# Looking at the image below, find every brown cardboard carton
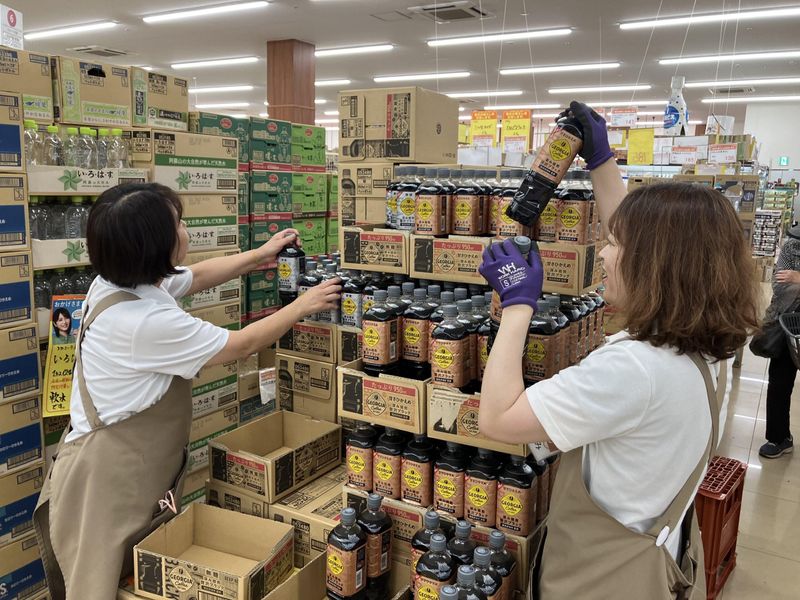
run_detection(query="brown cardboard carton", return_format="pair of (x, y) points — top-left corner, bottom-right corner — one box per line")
(180, 195), (239, 252)
(192, 359), (238, 418)
(340, 224), (409, 275)
(336, 325), (363, 366)
(539, 242), (598, 295)
(206, 478), (270, 519)
(715, 174), (759, 216)
(0, 461), (44, 547)
(181, 468), (208, 507)
(131, 67), (189, 131)
(337, 361), (427, 434)
(0, 534), (47, 599)
(239, 368), (260, 404)
(123, 127), (155, 163)
(410, 235), (490, 284)
(339, 87), (458, 164)
(133, 503), (294, 600)
(626, 176), (657, 193)
(0, 323), (40, 404)
(0, 92), (23, 172)
(0, 250), (32, 329)
(339, 162), (394, 197)
(276, 353), (337, 423)
(151, 131), (238, 193)
(0, 174), (27, 251)
(341, 197), (386, 226)
(189, 405), (239, 474)
(187, 301), (241, 331)
(51, 56), (132, 127)
(278, 321), (337, 363)
(209, 410), (341, 503)
(672, 174), (715, 187)
(0, 47), (53, 122)
(180, 249), (240, 309)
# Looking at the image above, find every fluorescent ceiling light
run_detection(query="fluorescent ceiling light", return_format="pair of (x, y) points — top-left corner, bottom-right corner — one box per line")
(315, 79), (351, 87)
(659, 50), (800, 66)
(172, 56), (259, 70)
(259, 112), (269, 117)
(195, 101), (250, 109)
(458, 115), (472, 121)
(143, 1), (268, 24)
(446, 90), (523, 98)
(686, 76), (800, 88)
(585, 99), (666, 107)
(429, 28), (571, 47)
(264, 101), (269, 106)
(315, 118), (339, 124)
(323, 110), (339, 115)
(315, 99), (327, 105)
(25, 21), (117, 40)
(549, 84), (651, 94)
(137, 65), (155, 71)
(484, 103), (561, 110)
(620, 6), (800, 30)
(225, 113), (249, 118)
(189, 85), (255, 94)
(688, 121), (704, 125)
(701, 95), (800, 103)
(501, 62), (620, 76)
(316, 44), (393, 57)
(458, 106), (465, 112)
(374, 71), (469, 83)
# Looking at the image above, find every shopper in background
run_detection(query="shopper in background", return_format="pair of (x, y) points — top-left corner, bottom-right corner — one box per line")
(758, 225), (800, 458)
(33, 183), (341, 600)
(479, 101), (760, 598)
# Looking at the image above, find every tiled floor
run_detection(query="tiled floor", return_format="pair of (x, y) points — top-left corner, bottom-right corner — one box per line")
(716, 348), (800, 599)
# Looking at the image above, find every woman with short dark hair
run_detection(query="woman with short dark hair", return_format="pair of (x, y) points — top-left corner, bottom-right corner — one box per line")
(34, 183), (341, 599)
(51, 307), (73, 344)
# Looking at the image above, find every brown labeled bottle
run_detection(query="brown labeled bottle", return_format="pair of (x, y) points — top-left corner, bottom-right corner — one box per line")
(431, 304), (470, 389)
(372, 427), (405, 499)
(401, 434), (436, 506)
(410, 510), (445, 588)
(475, 170), (495, 236)
(497, 169), (533, 238)
(326, 507), (367, 600)
(464, 448), (501, 527)
(489, 236), (532, 324)
(346, 423), (377, 491)
(434, 442), (468, 518)
(523, 300), (561, 384)
(496, 455), (537, 537)
(362, 290), (400, 376)
(490, 170), (511, 237)
(357, 493), (393, 600)
(530, 458), (550, 524)
(402, 288), (434, 380)
(588, 292), (606, 349)
(453, 170), (485, 235)
(454, 565), (488, 600)
(447, 520), (477, 567)
(488, 531), (517, 600)
(456, 299), (481, 389)
(415, 533), (456, 600)
(416, 168), (452, 236)
(557, 295), (582, 367)
(428, 290), (454, 362)
(571, 295), (593, 360)
(473, 547), (504, 600)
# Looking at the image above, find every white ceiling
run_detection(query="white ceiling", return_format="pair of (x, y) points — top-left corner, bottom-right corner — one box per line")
(20, 0), (800, 126)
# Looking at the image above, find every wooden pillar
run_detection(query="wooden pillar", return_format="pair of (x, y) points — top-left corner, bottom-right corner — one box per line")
(267, 39), (315, 124)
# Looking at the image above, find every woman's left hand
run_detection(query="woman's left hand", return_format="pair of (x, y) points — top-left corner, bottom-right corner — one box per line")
(776, 270), (800, 284)
(253, 229), (302, 264)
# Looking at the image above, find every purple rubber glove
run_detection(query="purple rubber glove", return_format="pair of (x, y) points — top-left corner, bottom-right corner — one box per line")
(478, 239), (543, 310)
(561, 100), (614, 170)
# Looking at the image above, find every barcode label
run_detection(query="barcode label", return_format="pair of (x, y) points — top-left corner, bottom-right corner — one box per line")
(0, 232), (23, 245)
(11, 521), (33, 537)
(16, 466), (42, 483)
(0, 176), (22, 186)
(0, 308), (29, 323)
(3, 378), (37, 397)
(119, 176), (147, 185)
(218, 179), (237, 190)
(0, 95), (17, 106)
(16, 579), (46, 600)
(218, 235), (237, 245)
(0, 254), (27, 266)
(219, 391), (236, 406)
(7, 448), (40, 468)
(355, 567), (363, 589)
(198, 593), (225, 600)
(0, 152), (19, 164)
(12, 398), (37, 414)
(9, 327), (34, 340)
(220, 289), (238, 301)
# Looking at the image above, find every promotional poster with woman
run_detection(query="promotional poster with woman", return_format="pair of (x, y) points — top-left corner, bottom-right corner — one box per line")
(43, 295), (85, 417)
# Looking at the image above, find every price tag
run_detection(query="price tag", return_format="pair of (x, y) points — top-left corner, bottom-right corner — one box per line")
(670, 146), (698, 165)
(610, 107), (638, 127)
(708, 143), (738, 163)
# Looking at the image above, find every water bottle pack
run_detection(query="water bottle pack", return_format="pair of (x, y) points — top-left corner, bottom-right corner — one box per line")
(26, 122), (132, 169)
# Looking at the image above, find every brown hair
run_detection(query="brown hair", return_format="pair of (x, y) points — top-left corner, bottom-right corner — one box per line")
(608, 182), (760, 360)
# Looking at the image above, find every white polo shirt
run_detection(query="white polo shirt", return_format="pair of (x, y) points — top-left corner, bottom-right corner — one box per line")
(65, 268), (229, 442)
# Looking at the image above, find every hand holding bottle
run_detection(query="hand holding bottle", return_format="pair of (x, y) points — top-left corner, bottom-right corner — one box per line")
(478, 238), (543, 310)
(293, 277), (341, 317)
(254, 228), (302, 265)
(562, 101), (615, 170)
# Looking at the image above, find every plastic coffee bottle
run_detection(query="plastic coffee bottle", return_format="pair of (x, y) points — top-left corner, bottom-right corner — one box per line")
(530, 458), (550, 524)
(431, 305), (470, 390)
(498, 170), (532, 239)
(488, 531), (517, 600)
(506, 113), (584, 226)
(475, 170), (494, 236)
(544, 296), (569, 375)
(357, 494), (393, 600)
(386, 285), (405, 318)
(496, 455), (537, 537)
(297, 261), (322, 320)
(341, 270), (366, 327)
(447, 520), (477, 567)
(415, 533), (456, 600)
(372, 427), (406, 499)
(410, 510), (445, 588)
(326, 507), (367, 600)
(489, 236), (533, 324)
(426, 284), (443, 311)
(581, 293), (600, 352)
(278, 241), (306, 305)
(471, 295), (490, 323)
(454, 565), (488, 600)
(396, 166), (419, 231)
(558, 295), (582, 367)
(434, 442), (468, 518)
(361, 290), (400, 376)
(588, 292), (606, 349)
(400, 281), (416, 311)
(456, 299), (481, 388)
(428, 290), (454, 362)
(490, 170), (511, 237)
(362, 274), (380, 315)
(453, 170), (484, 236)
(401, 434), (436, 506)
(385, 167), (401, 229)
(464, 448), (501, 528)
(473, 547), (504, 600)
(523, 300), (561, 384)
(570, 296), (592, 360)
(402, 288), (434, 380)
(316, 264), (341, 323)
(416, 168), (450, 236)
(346, 423), (378, 491)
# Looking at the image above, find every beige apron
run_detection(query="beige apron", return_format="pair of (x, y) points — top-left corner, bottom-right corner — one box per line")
(535, 351), (725, 600)
(33, 291), (193, 600)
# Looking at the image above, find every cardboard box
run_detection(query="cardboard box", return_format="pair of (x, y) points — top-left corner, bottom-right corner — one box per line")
(276, 353), (337, 423)
(209, 410), (341, 503)
(292, 172), (327, 215)
(294, 216), (327, 256)
(132, 68), (189, 131)
(0, 251), (31, 329)
(180, 249), (241, 310)
(338, 361), (427, 434)
(249, 118), (292, 170)
(278, 321), (337, 363)
(181, 468), (207, 508)
(427, 384), (528, 456)
(247, 290), (281, 321)
(27, 166), (148, 196)
(290, 145), (326, 171)
(238, 172), (250, 215)
(123, 127), (155, 163)
(189, 405), (239, 474)
(0, 534), (46, 599)
(0, 461), (43, 547)
(410, 235), (489, 284)
(340, 224), (409, 274)
(192, 359), (239, 419)
(51, 57), (131, 127)
(151, 131), (238, 193)
(291, 124), (325, 149)
(206, 478), (270, 519)
(715, 174), (759, 215)
(238, 354), (260, 404)
(336, 325), (363, 366)
(539, 242), (598, 295)
(0, 91), (22, 171)
(251, 213), (293, 247)
(239, 393), (277, 424)
(187, 302), (241, 331)
(239, 221), (251, 253)
(672, 174), (715, 187)
(327, 217), (339, 253)
(251, 170), (292, 214)
(339, 87), (458, 164)
(0, 324), (39, 404)
(30, 238), (91, 270)
(133, 503), (294, 600)
(339, 162), (393, 198)
(327, 173), (339, 213)
(247, 269), (279, 296)
(189, 112), (251, 164)
(181, 194), (239, 252)
(0, 48), (53, 123)
(0, 173), (26, 251)
(251, 118), (292, 146)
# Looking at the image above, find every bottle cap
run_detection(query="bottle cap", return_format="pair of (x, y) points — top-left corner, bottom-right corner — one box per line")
(455, 520), (472, 539)
(462, 169), (475, 178)
(89, 129), (97, 137)
(484, 291), (493, 303)
(325, 263), (337, 274)
(437, 168), (450, 178)
(387, 285), (401, 298)
(457, 565), (476, 586)
(67, 127), (79, 135)
(46, 125), (59, 133)
(71, 196), (83, 204)
(454, 288), (468, 301)
(413, 288), (427, 300)
(413, 433), (427, 443)
(489, 530), (506, 550)
(428, 284), (441, 297)
(402, 282), (415, 295)
(367, 493), (383, 511)
(474, 546), (492, 567)
(450, 169), (462, 179)
(424, 509), (440, 530)
(24, 119), (37, 128)
(446, 441), (461, 452)
(477, 448), (493, 459)
(443, 305), (459, 318)
(98, 129), (110, 136)
(79, 127), (93, 135)
(510, 454), (527, 465)
(512, 236), (532, 255)
(111, 128), (123, 136)
(340, 507), (357, 526)
(440, 585), (459, 600)
(430, 533), (447, 552)
(456, 299), (472, 313)
(441, 291), (455, 304)
(374, 290), (388, 302)
(471, 295), (485, 307)
(424, 167), (437, 177)
(536, 299), (550, 313)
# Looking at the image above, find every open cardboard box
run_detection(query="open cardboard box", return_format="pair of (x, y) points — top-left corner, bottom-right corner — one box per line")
(134, 503), (294, 600)
(278, 321), (337, 363)
(336, 325), (363, 366)
(209, 410), (341, 503)
(340, 224), (410, 274)
(276, 353), (337, 423)
(410, 234), (490, 284)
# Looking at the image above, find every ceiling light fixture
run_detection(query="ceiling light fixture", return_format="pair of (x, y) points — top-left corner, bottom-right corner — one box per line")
(137, 65), (155, 71)
(25, 21), (118, 40)
(189, 85), (255, 94)
(458, 115), (472, 121)
(701, 95), (800, 103)
(620, 6), (800, 30)
(685, 76), (800, 88)
(483, 103), (561, 110)
(374, 71), (470, 83)
(500, 62), (620, 76)
(315, 79), (352, 87)
(428, 28), (571, 48)
(549, 84), (651, 94)
(224, 113), (249, 118)
(171, 56), (259, 70)
(194, 101), (250, 109)
(315, 99), (328, 105)
(446, 90), (523, 98)
(315, 118), (339, 124)
(323, 110), (339, 115)
(659, 50), (800, 65)
(687, 121), (704, 125)
(316, 44), (393, 57)
(584, 99), (666, 107)
(143, 1), (269, 24)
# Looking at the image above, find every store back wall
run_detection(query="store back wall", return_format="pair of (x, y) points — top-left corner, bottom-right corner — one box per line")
(745, 103), (800, 172)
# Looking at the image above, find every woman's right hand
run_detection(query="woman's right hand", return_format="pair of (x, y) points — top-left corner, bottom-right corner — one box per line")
(776, 270), (800, 284)
(294, 278), (342, 317)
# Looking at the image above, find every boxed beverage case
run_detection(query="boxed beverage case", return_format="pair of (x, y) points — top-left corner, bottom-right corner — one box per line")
(180, 249), (241, 310)
(27, 165), (148, 196)
(0, 91), (22, 171)
(339, 162), (394, 198)
(278, 321), (337, 363)
(192, 359), (239, 419)
(238, 172), (250, 215)
(151, 131), (238, 193)
(340, 224), (410, 274)
(0, 461), (43, 547)
(181, 468), (208, 508)
(51, 57), (131, 127)
(187, 302), (241, 331)
(250, 117), (292, 170)
(206, 478), (270, 519)
(0, 534), (46, 599)
(410, 235), (490, 285)
(0, 47), (53, 122)
(327, 173), (339, 213)
(715, 174), (759, 216)
(539, 242), (599, 295)
(250, 212), (293, 247)
(326, 217), (338, 253)
(188, 405), (239, 474)
(239, 393), (277, 425)
(0, 324), (39, 404)
(189, 112), (250, 164)
(180, 195), (239, 252)
(209, 410), (341, 503)
(132, 68), (189, 131)
(336, 325), (363, 366)
(42, 414), (69, 466)
(339, 87), (458, 164)
(0, 251), (31, 329)
(291, 123), (325, 149)
(276, 353), (337, 423)
(122, 127), (155, 163)
(133, 503), (294, 600)
(251, 170), (292, 214)
(294, 216), (327, 256)
(0, 173), (26, 251)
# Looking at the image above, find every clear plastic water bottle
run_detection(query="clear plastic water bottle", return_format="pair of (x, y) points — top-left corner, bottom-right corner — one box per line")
(34, 271), (52, 309)
(50, 268), (74, 296)
(77, 127), (98, 169)
(63, 127), (80, 167)
(47, 197), (68, 239)
(41, 125), (64, 166)
(108, 128), (130, 168)
(24, 120), (41, 167)
(65, 196), (89, 238)
(69, 266), (93, 294)
(28, 196), (48, 240)
(96, 129), (110, 169)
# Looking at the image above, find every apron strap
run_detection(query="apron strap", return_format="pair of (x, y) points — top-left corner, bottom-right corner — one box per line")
(75, 290), (140, 430)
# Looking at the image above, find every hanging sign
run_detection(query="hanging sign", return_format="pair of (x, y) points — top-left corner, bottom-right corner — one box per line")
(708, 143), (738, 164)
(610, 108), (638, 128)
(469, 111), (498, 147)
(501, 110), (532, 153)
(43, 295), (85, 417)
(670, 146), (699, 165)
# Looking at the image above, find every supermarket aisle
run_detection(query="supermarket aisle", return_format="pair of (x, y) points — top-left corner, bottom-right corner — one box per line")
(717, 348), (800, 599)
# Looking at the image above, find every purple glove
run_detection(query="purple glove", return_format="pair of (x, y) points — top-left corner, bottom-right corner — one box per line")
(562, 100), (614, 170)
(478, 239), (543, 310)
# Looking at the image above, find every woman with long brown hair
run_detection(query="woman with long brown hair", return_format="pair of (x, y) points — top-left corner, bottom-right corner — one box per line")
(478, 101), (760, 598)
